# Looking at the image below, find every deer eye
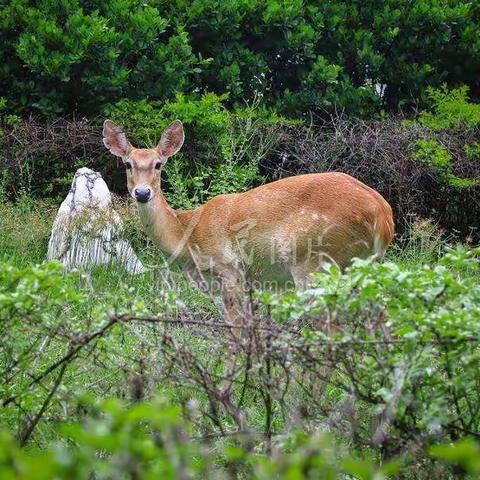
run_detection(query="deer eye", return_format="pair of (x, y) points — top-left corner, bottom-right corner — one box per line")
(154, 161), (162, 170)
(125, 161), (132, 170)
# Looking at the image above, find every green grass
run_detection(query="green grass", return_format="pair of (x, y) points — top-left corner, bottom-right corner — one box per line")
(0, 198), (226, 439)
(1, 196), (477, 477)
(0, 196), (462, 285)
(0, 198), (310, 447)
(0, 197), (218, 312)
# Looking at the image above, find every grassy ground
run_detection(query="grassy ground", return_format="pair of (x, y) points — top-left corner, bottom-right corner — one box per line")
(0, 197), (217, 309)
(1, 197), (477, 478)
(1, 198), (258, 447)
(0, 196), (462, 343)
(0, 196), (459, 276)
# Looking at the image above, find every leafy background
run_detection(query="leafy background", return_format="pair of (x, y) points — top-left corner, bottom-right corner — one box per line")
(1, 0), (479, 118)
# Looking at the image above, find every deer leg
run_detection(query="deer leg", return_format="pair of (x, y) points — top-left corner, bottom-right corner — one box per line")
(218, 269), (252, 397)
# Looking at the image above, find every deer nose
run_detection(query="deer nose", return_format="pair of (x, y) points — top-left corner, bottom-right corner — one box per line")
(134, 186), (152, 203)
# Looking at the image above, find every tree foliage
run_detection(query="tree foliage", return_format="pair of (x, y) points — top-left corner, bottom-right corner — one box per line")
(1, 0), (479, 118)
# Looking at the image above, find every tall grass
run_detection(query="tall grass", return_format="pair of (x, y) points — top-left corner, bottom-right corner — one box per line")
(1, 197), (478, 478)
(386, 216), (451, 266)
(0, 198), (56, 265)
(1, 196), (467, 271)
(0, 197), (218, 317)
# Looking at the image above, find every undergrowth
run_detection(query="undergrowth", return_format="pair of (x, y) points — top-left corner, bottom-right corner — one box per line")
(0, 198), (479, 479)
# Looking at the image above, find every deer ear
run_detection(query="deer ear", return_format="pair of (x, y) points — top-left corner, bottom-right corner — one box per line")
(103, 120), (132, 158)
(157, 120), (184, 158)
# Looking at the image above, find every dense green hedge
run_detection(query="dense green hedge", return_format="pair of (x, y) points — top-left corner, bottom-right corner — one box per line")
(1, 0), (479, 118)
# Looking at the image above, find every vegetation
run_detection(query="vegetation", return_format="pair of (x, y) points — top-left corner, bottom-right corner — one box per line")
(2, 86), (479, 238)
(0, 1), (479, 477)
(1, 0), (479, 118)
(0, 198), (479, 478)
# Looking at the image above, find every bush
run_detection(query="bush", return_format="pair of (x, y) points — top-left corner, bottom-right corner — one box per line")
(1, 399), (479, 478)
(419, 86), (480, 131)
(1, 248), (480, 477)
(257, 247), (480, 460)
(270, 112), (480, 240)
(1, 398), (479, 478)
(0, 95), (291, 207)
(0, 399), (402, 479)
(0, 257), (183, 444)
(0, 117), (110, 199)
(106, 93), (293, 208)
(0, 0), (205, 117)
(412, 138), (479, 189)
(411, 86), (480, 189)
(1, 88), (479, 238)
(103, 93), (231, 148)
(1, 0), (479, 118)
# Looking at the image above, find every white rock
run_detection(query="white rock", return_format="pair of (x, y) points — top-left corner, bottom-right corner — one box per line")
(47, 168), (146, 274)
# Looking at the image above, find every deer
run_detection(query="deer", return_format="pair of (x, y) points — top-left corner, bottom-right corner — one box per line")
(102, 119), (394, 329)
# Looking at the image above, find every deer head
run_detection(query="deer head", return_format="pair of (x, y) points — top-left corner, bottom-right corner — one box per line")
(102, 120), (184, 203)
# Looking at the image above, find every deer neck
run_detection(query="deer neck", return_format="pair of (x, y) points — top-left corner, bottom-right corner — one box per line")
(137, 192), (190, 259)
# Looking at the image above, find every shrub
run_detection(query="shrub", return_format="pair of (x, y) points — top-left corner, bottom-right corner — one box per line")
(0, 96), (289, 204)
(270, 113), (480, 240)
(412, 87), (480, 189)
(257, 247), (480, 459)
(0, 117), (109, 199)
(104, 94), (291, 209)
(1, 236), (480, 477)
(1, 0), (479, 118)
(0, 397), (479, 478)
(0, 258), (178, 444)
(419, 86), (480, 131)
(412, 138), (479, 188)
(0, 0), (205, 117)
(0, 398), (404, 479)
(1, 100), (479, 239)
(103, 93), (231, 148)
